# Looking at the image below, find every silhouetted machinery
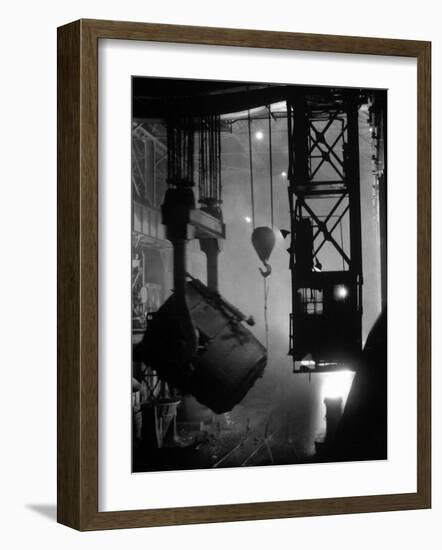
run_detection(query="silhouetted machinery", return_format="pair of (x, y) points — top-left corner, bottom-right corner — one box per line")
(135, 112), (267, 414)
(136, 275), (266, 413)
(285, 89), (364, 371)
(134, 84), (376, 408)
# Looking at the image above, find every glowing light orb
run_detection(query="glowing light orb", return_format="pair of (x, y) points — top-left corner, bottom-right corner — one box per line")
(244, 216), (252, 223)
(335, 285), (349, 300)
(281, 171), (287, 177)
(255, 130), (264, 140)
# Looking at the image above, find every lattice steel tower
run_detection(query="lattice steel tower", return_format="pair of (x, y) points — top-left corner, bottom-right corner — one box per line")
(286, 88), (363, 372)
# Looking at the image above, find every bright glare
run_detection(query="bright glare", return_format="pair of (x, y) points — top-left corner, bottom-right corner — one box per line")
(335, 285), (348, 299)
(255, 130), (264, 140)
(244, 216), (252, 223)
(281, 171), (287, 177)
(321, 370), (355, 404)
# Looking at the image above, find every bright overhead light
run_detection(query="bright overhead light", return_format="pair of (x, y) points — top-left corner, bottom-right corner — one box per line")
(255, 130), (264, 140)
(244, 216), (252, 223)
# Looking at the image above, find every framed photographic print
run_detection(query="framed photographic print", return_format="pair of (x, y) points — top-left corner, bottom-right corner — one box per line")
(57, 19), (431, 530)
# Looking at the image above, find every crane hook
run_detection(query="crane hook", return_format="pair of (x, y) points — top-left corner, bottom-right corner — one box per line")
(258, 261), (272, 278)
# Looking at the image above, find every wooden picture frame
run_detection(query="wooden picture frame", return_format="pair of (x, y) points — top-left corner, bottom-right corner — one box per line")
(57, 18), (431, 531)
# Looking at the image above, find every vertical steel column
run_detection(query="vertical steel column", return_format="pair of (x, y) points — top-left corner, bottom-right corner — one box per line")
(172, 238), (187, 304)
(345, 94), (363, 279)
(287, 92), (310, 357)
(290, 92), (310, 187)
(377, 93), (388, 310)
(206, 246), (219, 291)
(345, 93), (363, 347)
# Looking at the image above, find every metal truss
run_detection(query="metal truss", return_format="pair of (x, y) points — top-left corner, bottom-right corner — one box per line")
(286, 89), (364, 367)
(131, 122), (167, 207)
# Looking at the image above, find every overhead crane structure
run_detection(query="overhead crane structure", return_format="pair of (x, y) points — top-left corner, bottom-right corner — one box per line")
(132, 79), (386, 378)
(287, 88), (365, 372)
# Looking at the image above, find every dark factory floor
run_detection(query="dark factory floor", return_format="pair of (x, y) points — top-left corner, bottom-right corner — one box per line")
(133, 310), (388, 472)
(133, 397), (308, 472)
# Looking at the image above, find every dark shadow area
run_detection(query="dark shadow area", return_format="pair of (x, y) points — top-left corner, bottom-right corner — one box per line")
(321, 308), (388, 462)
(25, 503), (57, 521)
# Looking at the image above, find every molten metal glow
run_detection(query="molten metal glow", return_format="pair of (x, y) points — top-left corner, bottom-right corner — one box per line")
(321, 370), (355, 404)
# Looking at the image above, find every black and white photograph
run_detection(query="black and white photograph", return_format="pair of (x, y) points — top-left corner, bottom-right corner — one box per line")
(131, 77), (387, 472)
(1, 0), (435, 543)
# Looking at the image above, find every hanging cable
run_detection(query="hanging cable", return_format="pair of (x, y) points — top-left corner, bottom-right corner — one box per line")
(247, 110), (256, 229)
(198, 115), (222, 205)
(268, 105), (274, 230)
(263, 277), (270, 352)
(264, 106), (275, 352)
